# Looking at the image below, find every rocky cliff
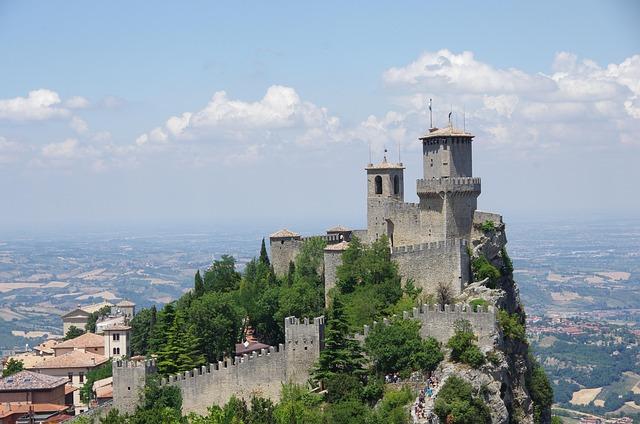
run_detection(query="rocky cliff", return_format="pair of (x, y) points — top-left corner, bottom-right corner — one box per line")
(433, 221), (551, 424)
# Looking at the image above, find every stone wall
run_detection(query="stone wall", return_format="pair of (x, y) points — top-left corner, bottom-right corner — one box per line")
(392, 239), (470, 296)
(112, 317), (325, 416)
(355, 303), (497, 349)
(323, 249), (343, 304)
(270, 238), (303, 277)
(112, 359), (157, 414)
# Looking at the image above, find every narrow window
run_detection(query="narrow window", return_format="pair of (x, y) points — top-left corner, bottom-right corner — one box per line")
(393, 175), (400, 195)
(374, 175), (382, 194)
(113, 347), (117, 355)
(79, 372), (84, 383)
(68, 372), (73, 381)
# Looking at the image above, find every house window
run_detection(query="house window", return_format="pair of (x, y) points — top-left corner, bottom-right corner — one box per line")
(113, 347), (118, 355)
(116, 347), (121, 355)
(79, 372), (84, 383)
(68, 372), (73, 382)
(393, 175), (400, 195)
(374, 176), (382, 194)
(113, 333), (120, 341)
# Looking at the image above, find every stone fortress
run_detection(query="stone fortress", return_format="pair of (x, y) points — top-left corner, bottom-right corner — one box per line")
(113, 122), (504, 415)
(271, 122), (501, 300)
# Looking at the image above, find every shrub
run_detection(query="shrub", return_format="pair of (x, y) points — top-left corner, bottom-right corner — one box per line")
(447, 320), (485, 369)
(434, 376), (491, 424)
(471, 255), (501, 289)
(364, 319), (443, 375)
(324, 373), (363, 404)
(485, 350), (501, 366)
(480, 220), (495, 232)
(526, 357), (553, 424)
(500, 247), (514, 274)
(498, 310), (527, 342)
(460, 344), (485, 368)
(469, 298), (490, 312)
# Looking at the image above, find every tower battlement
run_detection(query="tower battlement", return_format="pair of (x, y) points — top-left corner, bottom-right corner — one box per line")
(416, 177), (481, 195)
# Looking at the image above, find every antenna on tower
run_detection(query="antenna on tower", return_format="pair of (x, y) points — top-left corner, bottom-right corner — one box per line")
(368, 140), (372, 165)
(428, 98), (433, 129)
(463, 104), (466, 133)
(448, 105), (453, 128)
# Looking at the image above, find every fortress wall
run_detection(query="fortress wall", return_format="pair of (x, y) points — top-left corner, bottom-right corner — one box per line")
(355, 303), (497, 349)
(473, 210), (503, 225)
(270, 238), (303, 276)
(284, 316), (325, 385)
(170, 347), (287, 416)
(367, 198), (422, 246)
(392, 239), (469, 296)
(351, 229), (368, 241)
(143, 317), (325, 416)
(112, 359), (157, 414)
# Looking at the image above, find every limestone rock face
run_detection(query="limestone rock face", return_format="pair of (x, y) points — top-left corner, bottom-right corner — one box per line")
(432, 223), (549, 424)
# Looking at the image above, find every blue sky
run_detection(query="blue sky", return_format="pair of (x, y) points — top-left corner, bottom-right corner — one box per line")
(1, 1), (639, 233)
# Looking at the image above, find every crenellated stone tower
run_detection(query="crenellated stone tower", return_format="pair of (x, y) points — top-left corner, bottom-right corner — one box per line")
(417, 126), (481, 241)
(271, 122), (489, 297)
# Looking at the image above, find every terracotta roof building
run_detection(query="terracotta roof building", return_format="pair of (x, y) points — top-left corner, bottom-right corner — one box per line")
(52, 332), (104, 357)
(0, 402), (70, 424)
(0, 371), (68, 405)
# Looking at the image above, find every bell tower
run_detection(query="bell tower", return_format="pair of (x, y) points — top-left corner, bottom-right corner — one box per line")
(365, 153), (405, 245)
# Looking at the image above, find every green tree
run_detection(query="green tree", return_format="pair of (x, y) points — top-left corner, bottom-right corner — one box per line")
(86, 305), (113, 333)
(194, 270), (205, 298)
(64, 325), (85, 340)
(189, 291), (244, 363)
(312, 296), (365, 385)
(238, 259), (281, 345)
(527, 357), (553, 424)
(434, 376), (491, 424)
(259, 238), (270, 267)
(274, 384), (323, 424)
(131, 307), (155, 356)
(294, 237), (326, 278)
(335, 235), (403, 328)
(157, 309), (205, 375)
(80, 360), (112, 404)
(2, 358), (24, 377)
(471, 255), (501, 289)
(498, 310), (526, 342)
(364, 319), (443, 375)
(446, 320), (485, 368)
(148, 303), (175, 353)
(204, 255), (241, 293)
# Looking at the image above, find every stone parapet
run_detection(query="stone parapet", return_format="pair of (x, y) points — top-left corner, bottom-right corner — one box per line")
(416, 177), (481, 195)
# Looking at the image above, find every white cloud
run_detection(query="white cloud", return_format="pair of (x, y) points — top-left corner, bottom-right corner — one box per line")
(0, 89), (70, 121)
(137, 85), (343, 149)
(65, 96), (90, 109)
(69, 116), (89, 134)
(373, 50), (640, 152)
(383, 49), (555, 94)
(41, 138), (81, 159)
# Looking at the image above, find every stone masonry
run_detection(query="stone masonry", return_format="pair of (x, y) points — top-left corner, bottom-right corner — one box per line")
(270, 124), (490, 299)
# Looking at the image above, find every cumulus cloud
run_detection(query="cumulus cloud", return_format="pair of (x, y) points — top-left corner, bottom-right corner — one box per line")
(69, 116), (89, 134)
(372, 50), (640, 151)
(64, 96), (90, 109)
(136, 85), (343, 150)
(0, 89), (70, 121)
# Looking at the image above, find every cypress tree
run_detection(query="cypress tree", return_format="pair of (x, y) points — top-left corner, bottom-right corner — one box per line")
(194, 270), (204, 297)
(312, 296), (365, 385)
(259, 238), (270, 266)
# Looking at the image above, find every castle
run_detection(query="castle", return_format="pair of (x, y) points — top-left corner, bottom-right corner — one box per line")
(270, 124), (501, 301)
(113, 123), (505, 415)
